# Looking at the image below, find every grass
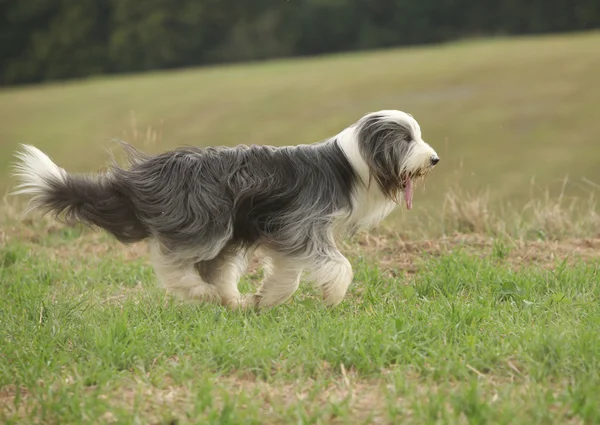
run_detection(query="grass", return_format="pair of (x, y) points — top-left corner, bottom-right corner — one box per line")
(2, 31), (600, 423)
(1, 221), (600, 424)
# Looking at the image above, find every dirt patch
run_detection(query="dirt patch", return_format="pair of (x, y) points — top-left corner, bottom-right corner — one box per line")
(345, 231), (600, 276)
(0, 372), (389, 424)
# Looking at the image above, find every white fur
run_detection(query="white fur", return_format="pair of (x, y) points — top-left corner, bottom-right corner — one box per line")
(12, 144), (67, 198)
(402, 140), (438, 175)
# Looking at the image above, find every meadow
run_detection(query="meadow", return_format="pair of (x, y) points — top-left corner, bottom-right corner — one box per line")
(1, 31), (600, 424)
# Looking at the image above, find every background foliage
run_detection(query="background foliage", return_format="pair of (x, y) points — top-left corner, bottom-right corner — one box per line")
(2, 0), (599, 86)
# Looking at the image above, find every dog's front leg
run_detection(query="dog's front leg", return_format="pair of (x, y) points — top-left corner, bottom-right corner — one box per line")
(308, 251), (354, 307)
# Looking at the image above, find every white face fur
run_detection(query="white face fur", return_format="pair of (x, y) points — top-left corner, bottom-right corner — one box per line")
(386, 110), (439, 176)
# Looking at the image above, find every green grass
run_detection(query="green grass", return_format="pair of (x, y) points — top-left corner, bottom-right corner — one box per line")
(2, 230), (600, 424)
(1, 31), (600, 211)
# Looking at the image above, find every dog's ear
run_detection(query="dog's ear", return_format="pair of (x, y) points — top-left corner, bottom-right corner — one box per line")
(357, 114), (413, 201)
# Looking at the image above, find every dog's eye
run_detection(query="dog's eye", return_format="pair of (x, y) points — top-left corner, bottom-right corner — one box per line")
(398, 129), (413, 143)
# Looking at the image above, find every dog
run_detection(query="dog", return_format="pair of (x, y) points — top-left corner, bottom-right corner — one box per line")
(12, 110), (439, 309)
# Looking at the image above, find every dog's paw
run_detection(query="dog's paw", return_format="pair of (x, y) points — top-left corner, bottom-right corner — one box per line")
(239, 294), (261, 310)
(221, 294), (247, 311)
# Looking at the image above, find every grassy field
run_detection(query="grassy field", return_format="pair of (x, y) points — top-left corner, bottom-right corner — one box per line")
(2, 31), (600, 424)
(1, 223), (600, 424)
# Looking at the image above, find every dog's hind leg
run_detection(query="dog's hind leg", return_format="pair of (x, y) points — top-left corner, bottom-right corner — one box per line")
(195, 248), (252, 308)
(150, 243), (221, 304)
(241, 253), (303, 310)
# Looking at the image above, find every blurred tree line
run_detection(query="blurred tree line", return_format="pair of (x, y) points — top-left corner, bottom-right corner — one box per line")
(1, 0), (599, 86)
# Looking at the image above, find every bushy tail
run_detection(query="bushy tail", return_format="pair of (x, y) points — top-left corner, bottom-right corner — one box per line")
(12, 144), (149, 243)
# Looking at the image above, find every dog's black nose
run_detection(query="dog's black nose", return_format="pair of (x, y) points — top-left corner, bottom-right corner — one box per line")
(431, 155), (440, 165)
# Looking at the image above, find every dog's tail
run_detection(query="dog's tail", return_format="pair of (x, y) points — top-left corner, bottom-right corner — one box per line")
(12, 144), (150, 243)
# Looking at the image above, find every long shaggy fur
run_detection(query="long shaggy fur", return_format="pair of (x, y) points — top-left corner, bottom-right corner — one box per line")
(12, 110), (439, 309)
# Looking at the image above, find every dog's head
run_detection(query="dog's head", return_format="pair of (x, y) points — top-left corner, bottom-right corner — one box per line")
(356, 110), (439, 209)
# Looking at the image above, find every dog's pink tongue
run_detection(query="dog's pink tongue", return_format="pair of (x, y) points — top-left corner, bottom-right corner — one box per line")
(404, 179), (413, 210)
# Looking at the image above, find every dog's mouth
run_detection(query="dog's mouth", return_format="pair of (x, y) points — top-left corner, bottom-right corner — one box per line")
(400, 169), (431, 210)
(402, 175), (413, 210)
